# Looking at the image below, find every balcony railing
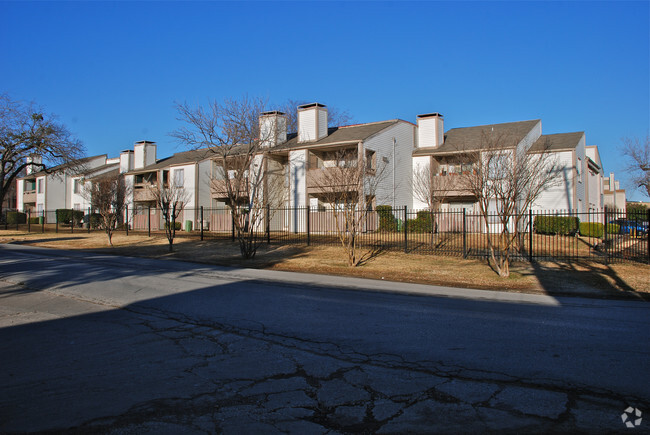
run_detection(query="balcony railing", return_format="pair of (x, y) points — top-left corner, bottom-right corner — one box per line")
(22, 190), (37, 204)
(306, 168), (360, 194)
(211, 179), (249, 198)
(133, 184), (157, 202)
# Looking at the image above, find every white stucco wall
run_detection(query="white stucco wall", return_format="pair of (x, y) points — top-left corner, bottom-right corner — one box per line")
(574, 135), (587, 213)
(532, 150), (574, 211)
(169, 163), (197, 228)
(411, 156), (430, 210)
(289, 149), (307, 231)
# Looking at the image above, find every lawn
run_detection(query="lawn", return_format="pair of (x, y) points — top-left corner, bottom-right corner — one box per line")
(0, 230), (648, 300)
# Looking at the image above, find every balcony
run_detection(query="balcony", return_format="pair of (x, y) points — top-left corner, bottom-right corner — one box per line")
(432, 173), (473, 198)
(133, 184), (157, 202)
(307, 168), (359, 194)
(23, 190), (36, 204)
(211, 178), (249, 199)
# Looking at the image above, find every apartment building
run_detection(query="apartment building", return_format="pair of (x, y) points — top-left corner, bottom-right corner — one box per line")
(14, 102), (624, 229)
(411, 114), (610, 214)
(16, 154), (114, 218)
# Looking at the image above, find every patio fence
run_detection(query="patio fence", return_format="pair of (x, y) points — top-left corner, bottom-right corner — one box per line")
(2, 206), (648, 264)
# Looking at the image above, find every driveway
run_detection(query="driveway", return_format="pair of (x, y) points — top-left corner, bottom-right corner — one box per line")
(0, 245), (648, 433)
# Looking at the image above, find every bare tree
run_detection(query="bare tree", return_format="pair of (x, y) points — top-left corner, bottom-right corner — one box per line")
(83, 172), (129, 246)
(460, 132), (560, 277)
(622, 135), (650, 198)
(311, 148), (386, 266)
(0, 93), (85, 217)
(172, 96), (284, 259)
(412, 160), (456, 208)
(412, 160), (455, 238)
(148, 181), (189, 252)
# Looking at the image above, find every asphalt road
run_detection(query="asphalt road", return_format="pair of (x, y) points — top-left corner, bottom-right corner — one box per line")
(0, 244), (648, 433)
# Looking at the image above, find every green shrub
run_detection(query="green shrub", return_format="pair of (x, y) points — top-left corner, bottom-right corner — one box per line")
(6, 211), (27, 225)
(164, 221), (182, 230)
(534, 216), (579, 236)
(56, 209), (84, 225)
(626, 203), (648, 221)
(377, 205), (397, 232)
(606, 223), (620, 235)
(580, 222), (603, 238)
(407, 210), (434, 233)
(28, 216), (42, 224)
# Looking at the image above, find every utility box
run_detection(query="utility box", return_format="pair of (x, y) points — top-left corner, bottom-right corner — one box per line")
(185, 220), (192, 232)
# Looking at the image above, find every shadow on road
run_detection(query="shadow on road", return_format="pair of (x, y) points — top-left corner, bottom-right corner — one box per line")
(1, 247), (650, 432)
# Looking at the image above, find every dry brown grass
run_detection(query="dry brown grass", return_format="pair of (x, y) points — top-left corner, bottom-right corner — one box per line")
(1, 230), (648, 300)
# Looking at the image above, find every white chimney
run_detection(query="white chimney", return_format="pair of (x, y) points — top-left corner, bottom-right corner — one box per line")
(417, 113), (444, 148)
(26, 155), (42, 175)
(297, 103), (328, 143)
(259, 111), (287, 148)
(133, 141), (157, 169)
(119, 150), (134, 173)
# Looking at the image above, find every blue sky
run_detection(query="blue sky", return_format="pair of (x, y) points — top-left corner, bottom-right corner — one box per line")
(2, 1), (648, 199)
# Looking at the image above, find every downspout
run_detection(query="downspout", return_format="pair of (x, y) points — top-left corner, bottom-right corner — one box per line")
(393, 137), (396, 210)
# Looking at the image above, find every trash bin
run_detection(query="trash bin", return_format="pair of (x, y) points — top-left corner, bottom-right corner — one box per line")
(185, 220), (192, 232)
(38, 216), (44, 225)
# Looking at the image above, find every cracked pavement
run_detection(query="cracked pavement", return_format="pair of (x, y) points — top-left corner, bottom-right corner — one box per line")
(0, 245), (648, 433)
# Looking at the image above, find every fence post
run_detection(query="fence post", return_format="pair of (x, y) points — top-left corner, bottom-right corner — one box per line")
(56, 210), (58, 233)
(27, 209), (31, 233)
(41, 209), (45, 233)
(529, 209), (533, 262)
(306, 206), (311, 246)
(647, 209), (650, 265)
(87, 207), (91, 234)
(71, 208), (74, 234)
(200, 206), (204, 241)
(266, 204), (270, 245)
(404, 205), (409, 254)
(603, 209), (609, 263)
(125, 205), (129, 236)
(462, 209), (467, 258)
(231, 209), (235, 241)
(148, 206), (151, 237)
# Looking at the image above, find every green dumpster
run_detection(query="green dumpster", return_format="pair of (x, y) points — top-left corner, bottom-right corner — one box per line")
(185, 220), (193, 232)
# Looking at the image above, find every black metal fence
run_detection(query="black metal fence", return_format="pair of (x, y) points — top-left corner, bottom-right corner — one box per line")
(2, 206), (649, 264)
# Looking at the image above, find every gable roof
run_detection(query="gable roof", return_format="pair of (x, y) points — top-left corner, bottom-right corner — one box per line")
(279, 120), (401, 150)
(19, 155), (107, 180)
(529, 132), (584, 153)
(413, 119), (540, 156)
(127, 148), (213, 174)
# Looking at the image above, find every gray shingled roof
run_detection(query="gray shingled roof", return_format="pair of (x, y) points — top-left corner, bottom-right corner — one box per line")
(127, 148), (213, 174)
(279, 120), (400, 150)
(413, 119), (540, 156)
(529, 132), (584, 153)
(20, 155), (107, 180)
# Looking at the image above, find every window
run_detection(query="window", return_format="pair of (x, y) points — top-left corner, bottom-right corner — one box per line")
(37, 203), (43, 213)
(365, 150), (376, 171)
(173, 169), (184, 187)
(74, 203), (81, 211)
(37, 179), (43, 194)
(73, 179), (80, 194)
